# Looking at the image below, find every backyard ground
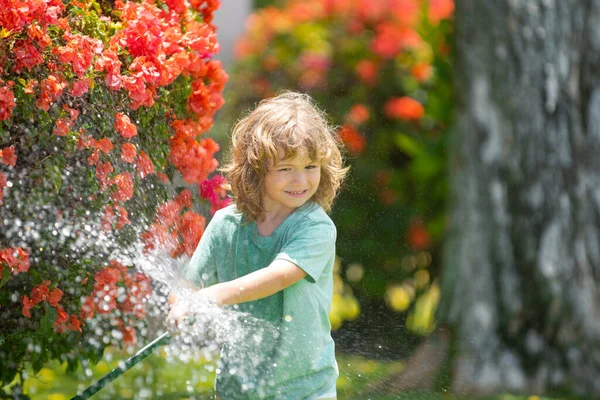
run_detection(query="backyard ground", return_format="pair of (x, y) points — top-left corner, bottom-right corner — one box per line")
(17, 349), (575, 400)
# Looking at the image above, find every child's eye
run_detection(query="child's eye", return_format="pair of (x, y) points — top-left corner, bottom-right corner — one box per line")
(306, 165), (318, 170)
(278, 167), (291, 172)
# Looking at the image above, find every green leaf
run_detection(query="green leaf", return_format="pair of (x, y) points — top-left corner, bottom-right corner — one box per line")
(411, 154), (443, 180)
(395, 133), (424, 158)
(44, 159), (63, 194)
(0, 265), (10, 289)
(40, 304), (57, 335)
(66, 358), (80, 374)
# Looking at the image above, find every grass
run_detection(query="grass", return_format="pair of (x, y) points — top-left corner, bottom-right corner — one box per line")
(16, 349), (576, 400)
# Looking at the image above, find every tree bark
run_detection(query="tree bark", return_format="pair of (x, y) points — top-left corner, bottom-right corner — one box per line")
(440, 0), (600, 395)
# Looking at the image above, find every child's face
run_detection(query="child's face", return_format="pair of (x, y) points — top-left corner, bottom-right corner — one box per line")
(263, 148), (321, 216)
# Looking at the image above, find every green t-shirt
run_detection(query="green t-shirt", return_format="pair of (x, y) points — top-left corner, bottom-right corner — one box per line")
(183, 201), (338, 399)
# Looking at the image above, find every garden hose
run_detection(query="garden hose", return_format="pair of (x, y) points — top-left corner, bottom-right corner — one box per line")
(71, 331), (171, 400)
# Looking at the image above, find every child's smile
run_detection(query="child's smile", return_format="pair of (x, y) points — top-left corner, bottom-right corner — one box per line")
(263, 149), (321, 216)
(285, 189), (309, 197)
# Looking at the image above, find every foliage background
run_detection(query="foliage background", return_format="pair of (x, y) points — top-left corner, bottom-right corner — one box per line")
(217, 0), (454, 344)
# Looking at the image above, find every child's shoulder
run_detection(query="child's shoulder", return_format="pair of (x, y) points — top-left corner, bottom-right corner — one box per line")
(210, 203), (243, 228)
(213, 203), (240, 219)
(291, 202), (336, 231)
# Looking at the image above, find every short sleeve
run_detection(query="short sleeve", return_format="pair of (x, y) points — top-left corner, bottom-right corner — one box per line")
(179, 213), (219, 287)
(274, 219), (336, 283)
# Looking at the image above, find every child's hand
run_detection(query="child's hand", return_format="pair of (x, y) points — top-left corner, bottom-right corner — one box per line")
(167, 294), (190, 326)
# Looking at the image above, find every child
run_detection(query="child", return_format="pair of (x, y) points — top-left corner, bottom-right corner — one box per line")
(169, 91), (348, 399)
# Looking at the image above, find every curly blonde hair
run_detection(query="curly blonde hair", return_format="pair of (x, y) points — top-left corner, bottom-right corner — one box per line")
(222, 91), (349, 221)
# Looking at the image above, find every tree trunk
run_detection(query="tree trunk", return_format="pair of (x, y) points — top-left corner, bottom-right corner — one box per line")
(440, 0), (600, 395)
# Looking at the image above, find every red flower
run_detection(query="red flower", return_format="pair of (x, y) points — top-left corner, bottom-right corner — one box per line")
(129, 57), (161, 86)
(1, 146), (17, 166)
(95, 267), (122, 286)
(169, 133), (219, 184)
(429, 0), (455, 24)
(22, 295), (35, 318)
(13, 40), (44, 73)
(96, 138), (114, 154)
(177, 211), (206, 257)
(141, 223), (171, 253)
(54, 305), (69, 331)
(407, 220), (431, 250)
(87, 150), (99, 166)
(347, 104), (370, 125)
(172, 118), (210, 138)
(165, 0), (187, 14)
(355, 60), (378, 85)
(71, 78), (92, 97)
(156, 200), (183, 226)
(134, 273), (152, 299)
(96, 161), (114, 191)
(338, 124), (366, 155)
(384, 97), (424, 120)
(299, 52), (331, 73)
(111, 172), (134, 202)
(121, 143), (137, 163)
(77, 134), (96, 150)
(53, 118), (72, 137)
(23, 79), (38, 95)
(68, 315), (83, 332)
(371, 23), (422, 58)
(37, 75), (67, 111)
(122, 75), (155, 109)
(62, 105), (79, 121)
(190, 0), (220, 23)
(56, 18), (69, 31)
(411, 63), (433, 82)
(80, 296), (95, 320)
(199, 175), (230, 214)
(175, 188), (193, 208)
(121, 324), (137, 346)
(187, 80), (224, 118)
(0, 172), (6, 204)
(114, 113), (138, 139)
(109, 259), (128, 274)
(135, 151), (155, 178)
(101, 205), (115, 232)
(114, 204), (130, 230)
(0, 247), (29, 274)
(356, 0), (387, 22)
(53, 32), (103, 77)
(30, 284), (49, 304)
(27, 24), (52, 48)
(0, 85), (16, 121)
(48, 288), (63, 307)
(117, 2), (165, 58)
(95, 49), (122, 75)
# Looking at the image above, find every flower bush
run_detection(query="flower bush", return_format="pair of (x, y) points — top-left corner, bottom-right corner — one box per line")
(0, 0), (228, 393)
(225, 0), (454, 334)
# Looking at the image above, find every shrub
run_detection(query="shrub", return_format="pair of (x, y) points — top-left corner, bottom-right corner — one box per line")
(0, 0), (228, 394)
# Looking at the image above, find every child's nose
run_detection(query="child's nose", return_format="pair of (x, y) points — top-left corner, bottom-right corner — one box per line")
(291, 171), (307, 184)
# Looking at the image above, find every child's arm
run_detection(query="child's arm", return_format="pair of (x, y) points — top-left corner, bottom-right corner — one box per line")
(199, 259), (307, 306)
